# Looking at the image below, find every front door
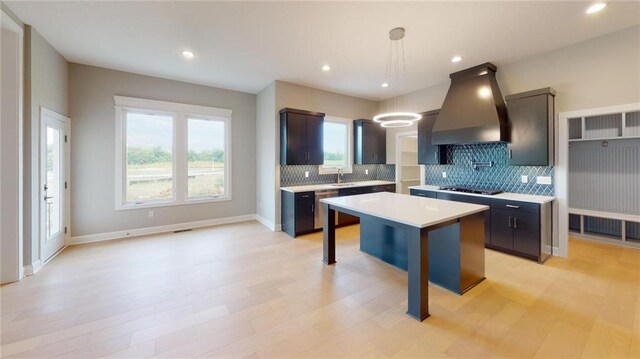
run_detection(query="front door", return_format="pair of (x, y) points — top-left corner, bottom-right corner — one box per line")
(40, 108), (69, 261)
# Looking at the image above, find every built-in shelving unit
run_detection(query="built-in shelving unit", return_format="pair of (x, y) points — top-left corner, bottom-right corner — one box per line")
(568, 111), (640, 142)
(567, 109), (640, 248)
(398, 140), (420, 194)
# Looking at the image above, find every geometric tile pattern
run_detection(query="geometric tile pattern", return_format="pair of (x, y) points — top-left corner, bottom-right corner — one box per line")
(280, 164), (396, 187)
(425, 142), (555, 196)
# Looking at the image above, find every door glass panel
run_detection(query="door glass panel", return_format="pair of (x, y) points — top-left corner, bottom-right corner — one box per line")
(187, 118), (225, 198)
(46, 127), (62, 239)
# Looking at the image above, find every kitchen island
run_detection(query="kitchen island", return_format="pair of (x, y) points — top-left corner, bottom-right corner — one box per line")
(321, 192), (489, 321)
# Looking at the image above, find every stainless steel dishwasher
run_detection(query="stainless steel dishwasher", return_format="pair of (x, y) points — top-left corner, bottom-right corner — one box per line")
(314, 190), (339, 229)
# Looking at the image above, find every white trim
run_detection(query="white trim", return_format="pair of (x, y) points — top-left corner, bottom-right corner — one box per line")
(39, 107), (71, 262)
(69, 215), (257, 245)
(256, 215), (282, 232)
(24, 260), (42, 276)
(569, 208), (640, 223)
(318, 116), (354, 175)
(557, 102), (640, 258)
(114, 96), (232, 119)
(114, 99), (232, 210)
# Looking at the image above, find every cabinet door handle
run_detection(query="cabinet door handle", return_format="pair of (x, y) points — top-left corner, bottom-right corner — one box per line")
(513, 217), (518, 229)
(311, 204), (314, 213)
(506, 204), (520, 209)
(508, 149), (513, 159)
(508, 216), (513, 228)
(434, 152), (438, 160)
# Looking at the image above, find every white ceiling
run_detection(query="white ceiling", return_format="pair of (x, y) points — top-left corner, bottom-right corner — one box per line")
(6, 1), (640, 100)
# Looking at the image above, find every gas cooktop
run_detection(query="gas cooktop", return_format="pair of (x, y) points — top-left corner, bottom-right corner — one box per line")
(438, 186), (503, 195)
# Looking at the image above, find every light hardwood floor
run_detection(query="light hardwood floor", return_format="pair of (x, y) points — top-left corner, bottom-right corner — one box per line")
(1, 221), (639, 358)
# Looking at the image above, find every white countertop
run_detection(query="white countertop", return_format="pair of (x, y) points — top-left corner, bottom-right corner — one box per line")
(320, 192), (488, 228)
(281, 180), (395, 193)
(409, 185), (555, 204)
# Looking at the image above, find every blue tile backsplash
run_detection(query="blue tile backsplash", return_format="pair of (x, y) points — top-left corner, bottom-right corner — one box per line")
(280, 164), (396, 187)
(425, 142), (555, 196)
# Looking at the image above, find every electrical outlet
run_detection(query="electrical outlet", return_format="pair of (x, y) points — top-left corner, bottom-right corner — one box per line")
(442, 171), (447, 178)
(148, 210), (154, 218)
(536, 176), (552, 185)
(304, 171), (309, 178)
(365, 169), (369, 175)
(521, 175), (528, 184)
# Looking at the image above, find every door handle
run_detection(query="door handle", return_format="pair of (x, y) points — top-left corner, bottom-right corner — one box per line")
(508, 216), (512, 228)
(513, 217), (518, 229)
(508, 149), (513, 159)
(311, 204), (314, 213)
(506, 204), (520, 209)
(434, 152), (437, 160)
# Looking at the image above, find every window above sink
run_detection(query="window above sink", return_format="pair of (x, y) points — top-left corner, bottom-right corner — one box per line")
(319, 116), (353, 175)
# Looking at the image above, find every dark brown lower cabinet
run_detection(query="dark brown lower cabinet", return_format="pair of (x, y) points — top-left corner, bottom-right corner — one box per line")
(410, 189), (552, 262)
(281, 184), (396, 237)
(281, 191), (315, 237)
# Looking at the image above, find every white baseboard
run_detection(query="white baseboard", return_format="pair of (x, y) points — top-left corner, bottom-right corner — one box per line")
(69, 214), (257, 245)
(24, 260), (42, 276)
(255, 215), (282, 232)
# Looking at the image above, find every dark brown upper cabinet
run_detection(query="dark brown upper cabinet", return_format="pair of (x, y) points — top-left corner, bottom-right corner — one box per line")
(505, 88), (556, 166)
(354, 119), (386, 164)
(417, 109), (448, 165)
(280, 108), (325, 165)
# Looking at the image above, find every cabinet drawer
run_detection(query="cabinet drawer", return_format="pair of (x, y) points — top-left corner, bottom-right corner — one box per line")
(490, 199), (539, 214)
(295, 191), (314, 202)
(338, 187), (369, 196)
(437, 192), (491, 206)
(372, 184), (396, 193)
(410, 189), (437, 198)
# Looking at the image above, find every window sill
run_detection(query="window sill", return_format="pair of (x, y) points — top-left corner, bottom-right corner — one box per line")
(115, 196), (231, 211)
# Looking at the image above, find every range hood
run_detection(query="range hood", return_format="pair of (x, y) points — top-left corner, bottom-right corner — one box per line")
(432, 62), (508, 145)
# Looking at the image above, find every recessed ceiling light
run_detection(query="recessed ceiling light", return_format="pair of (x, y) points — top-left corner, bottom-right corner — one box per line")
(182, 50), (195, 59)
(322, 65), (331, 71)
(586, 2), (606, 14)
(381, 82), (389, 88)
(451, 56), (463, 63)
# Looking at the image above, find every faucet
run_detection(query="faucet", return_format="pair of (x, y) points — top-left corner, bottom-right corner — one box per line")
(337, 168), (344, 184)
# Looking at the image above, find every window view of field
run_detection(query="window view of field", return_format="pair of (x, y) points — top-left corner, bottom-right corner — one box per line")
(126, 112), (174, 202)
(187, 118), (225, 198)
(125, 113), (226, 203)
(323, 121), (347, 167)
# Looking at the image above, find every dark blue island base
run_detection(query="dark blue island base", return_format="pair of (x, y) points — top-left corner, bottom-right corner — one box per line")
(322, 197), (487, 321)
(360, 213), (486, 295)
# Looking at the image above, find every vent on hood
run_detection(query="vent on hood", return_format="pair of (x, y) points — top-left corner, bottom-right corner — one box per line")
(432, 63), (508, 145)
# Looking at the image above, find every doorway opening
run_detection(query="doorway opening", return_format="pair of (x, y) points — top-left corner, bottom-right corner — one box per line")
(395, 131), (422, 194)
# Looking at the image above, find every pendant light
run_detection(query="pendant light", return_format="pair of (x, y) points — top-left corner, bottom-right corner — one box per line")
(374, 27), (422, 128)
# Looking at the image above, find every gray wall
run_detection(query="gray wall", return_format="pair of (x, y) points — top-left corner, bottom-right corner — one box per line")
(272, 81), (378, 225)
(69, 64), (256, 237)
(256, 82), (276, 227)
(256, 80), (380, 227)
(23, 26), (69, 266)
(385, 25), (640, 163)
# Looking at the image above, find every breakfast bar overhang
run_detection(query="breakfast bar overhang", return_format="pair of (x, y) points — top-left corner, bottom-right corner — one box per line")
(321, 192), (489, 321)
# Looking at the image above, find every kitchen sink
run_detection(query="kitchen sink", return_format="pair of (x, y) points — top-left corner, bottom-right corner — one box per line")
(331, 183), (356, 187)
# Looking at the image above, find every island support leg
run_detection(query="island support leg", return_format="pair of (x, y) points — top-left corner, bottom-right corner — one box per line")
(406, 226), (429, 321)
(323, 203), (336, 265)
